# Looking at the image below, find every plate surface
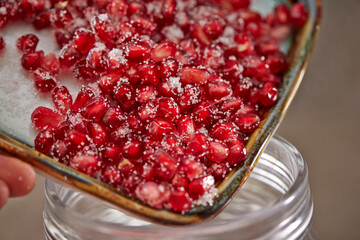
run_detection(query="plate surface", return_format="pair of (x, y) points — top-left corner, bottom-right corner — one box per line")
(0, 0), (321, 225)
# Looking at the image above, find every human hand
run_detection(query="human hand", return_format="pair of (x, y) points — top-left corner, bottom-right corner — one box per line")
(0, 155), (36, 209)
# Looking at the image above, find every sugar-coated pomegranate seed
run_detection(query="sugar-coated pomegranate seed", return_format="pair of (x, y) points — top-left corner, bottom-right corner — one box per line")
(13, 0), (307, 212)
(16, 34), (39, 53)
(31, 106), (62, 130)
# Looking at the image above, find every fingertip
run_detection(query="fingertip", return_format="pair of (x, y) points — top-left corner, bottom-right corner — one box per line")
(0, 179), (10, 209)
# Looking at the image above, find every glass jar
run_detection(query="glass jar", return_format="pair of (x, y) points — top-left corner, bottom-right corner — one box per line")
(43, 136), (317, 240)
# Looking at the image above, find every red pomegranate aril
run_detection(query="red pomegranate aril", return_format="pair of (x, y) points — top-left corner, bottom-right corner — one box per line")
(34, 128), (55, 154)
(52, 86), (72, 114)
(33, 68), (57, 93)
(122, 173), (143, 194)
(81, 98), (109, 122)
(234, 113), (260, 133)
(107, 0), (128, 18)
(87, 45), (109, 72)
(207, 142), (229, 163)
(266, 52), (287, 74)
(227, 139), (247, 166)
(256, 40), (280, 56)
(71, 87), (95, 112)
(135, 182), (166, 208)
(178, 85), (201, 112)
(16, 34), (39, 53)
(112, 83), (133, 103)
(70, 153), (99, 175)
(221, 99), (243, 113)
(73, 60), (98, 82)
(201, 45), (225, 69)
(65, 130), (88, 150)
(33, 10), (51, 30)
(103, 107), (125, 129)
(88, 122), (108, 146)
(136, 85), (156, 104)
(59, 45), (80, 69)
(233, 33), (255, 57)
(98, 73), (120, 94)
(54, 30), (71, 48)
(187, 133), (209, 156)
(206, 81), (232, 100)
(181, 67), (210, 85)
(188, 175), (215, 200)
(192, 102), (212, 126)
(50, 7), (73, 29)
(138, 63), (160, 86)
(172, 174), (189, 189)
(159, 59), (179, 79)
(177, 116), (195, 143)
(203, 18), (225, 40)
(31, 106), (62, 130)
(41, 53), (60, 75)
(169, 188), (191, 212)
(182, 158), (205, 181)
(211, 123), (237, 141)
(275, 4), (290, 24)
(73, 29), (96, 54)
(131, 15), (157, 35)
(102, 166), (122, 187)
(126, 42), (150, 60)
(208, 162), (228, 181)
(54, 121), (70, 140)
(258, 82), (279, 107)
(154, 150), (177, 181)
(21, 50), (43, 70)
(122, 139), (143, 160)
(157, 97), (180, 120)
(147, 118), (175, 141)
(162, 0), (176, 20)
(102, 145), (123, 163)
(151, 41), (177, 62)
(290, 3), (308, 27)
(191, 24), (210, 46)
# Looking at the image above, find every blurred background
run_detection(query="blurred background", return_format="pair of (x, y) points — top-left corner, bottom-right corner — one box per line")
(1, 0), (360, 239)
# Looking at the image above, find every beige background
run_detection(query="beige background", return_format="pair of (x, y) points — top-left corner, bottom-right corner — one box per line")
(1, 0), (360, 239)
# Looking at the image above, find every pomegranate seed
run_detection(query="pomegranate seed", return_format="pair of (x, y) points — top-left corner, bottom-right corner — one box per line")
(182, 158), (205, 181)
(41, 53), (60, 75)
(34, 128), (55, 154)
(191, 24), (210, 46)
(159, 59), (179, 79)
(181, 67), (210, 85)
(122, 139), (143, 160)
(187, 133), (209, 156)
(131, 15), (157, 35)
(205, 81), (232, 100)
(227, 139), (247, 166)
(275, 4), (290, 24)
(86, 45), (109, 72)
(147, 118), (175, 141)
(98, 73), (120, 94)
(52, 86), (72, 114)
(188, 175), (215, 200)
(172, 174), (189, 189)
(33, 10), (51, 30)
(73, 29), (96, 54)
(73, 60), (98, 82)
(257, 82), (279, 107)
(162, 0), (176, 20)
(107, 48), (127, 71)
(203, 18), (225, 39)
(88, 122), (108, 146)
(50, 7), (73, 29)
(154, 150), (177, 181)
(178, 85), (200, 112)
(103, 107), (125, 129)
(135, 182), (165, 208)
(221, 99), (243, 113)
(33, 68), (57, 93)
(54, 121), (70, 140)
(211, 123), (237, 141)
(208, 162), (228, 181)
(138, 63), (160, 86)
(59, 45), (80, 69)
(127, 2), (145, 16)
(65, 130), (88, 150)
(177, 116), (195, 143)
(70, 153), (100, 175)
(54, 30), (71, 48)
(201, 45), (225, 69)
(71, 87), (95, 112)
(21, 50), (44, 70)
(207, 142), (229, 162)
(136, 85), (156, 104)
(107, 0), (128, 18)
(290, 3), (308, 27)
(233, 33), (255, 57)
(192, 102), (212, 126)
(234, 113), (260, 133)
(126, 42), (150, 60)
(102, 144), (123, 163)
(16, 34), (39, 53)
(151, 41), (177, 62)
(169, 189), (191, 212)
(266, 52), (287, 74)
(157, 97), (180, 120)
(31, 106), (62, 130)
(102, 166), (122, 187)
(81, 98), (109, 122)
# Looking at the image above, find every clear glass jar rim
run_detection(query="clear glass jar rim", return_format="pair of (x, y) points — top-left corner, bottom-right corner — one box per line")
(46, 136), (309, 237)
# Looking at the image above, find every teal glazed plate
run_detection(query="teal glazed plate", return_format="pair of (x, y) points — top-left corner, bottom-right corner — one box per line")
(0, 0), (322, 225)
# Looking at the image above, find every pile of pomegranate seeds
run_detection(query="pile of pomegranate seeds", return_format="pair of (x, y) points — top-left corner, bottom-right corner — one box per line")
(0, 0), (307, 212)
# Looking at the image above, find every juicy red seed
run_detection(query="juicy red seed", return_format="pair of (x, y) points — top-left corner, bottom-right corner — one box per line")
(169, 189), (191, 212)
(181, 67), (210, 85)
(102, 167), (122, 187)
(73, 60), (98, 82)
(256, 40), (280, 56)
(54, 121), (70, 139)
(177, 116), (195, 143)
(71, 87), (95, 112)
(159, 59), (179, 79)
(86, 46), (108, 72)
(126, 43), (150, 60)
(81, 98), (109, 122)
(98, 73), (120, 94)
(16, 34), (39, 53)
(138, 63), (159, 86)
(73, 29), (96, 54)
(192, 102), (212, 126)
(41, 53), (60, 75)
(0, 36), (5, 51)
(52, 86), (72, 114)
(34, 128), (55, 154)
(135, 182), (165, 208)
(227, 139), (247, 166)
(233, 33), (255, 57)
(122, 139), (143, 160)
(191, 24), (210, 46)
(92, 14), (116, 43)
(107, 0), (128, 18)
(127, 2), (145, 16)
(131, 15), (157, 35)
(154, 150), (177, 181)
(182, 158), (205, 180)
(162, 0), (177, 19)
(21, 50), (44, 70)
(211, 123), (237, 141)
(102, 145), (123, 163)
(266, 52), (287, 74)
(207, 142), (229, 162)
(187, 133), (209, 156)
(31, 106), (62, 130)
(172, 174), (189, 189)
(137, 85), (156, 104)
(103, 107), (125, 129)
(147, 119), (175, 141)
(112, 84), (133, 103)
(59, 45), (80, 69)
(108, 48), (127, 71)
(221, 99), (243, 113)
(208, 163), (228, 181)
(54, 30), (71, 48)
(122, 173), (143, 194)
(290, 3), (308, 27)
(65, 130), (88, 150)
(275, 4), (290, 24)
(50, 8), (73, 29)
(203, 18), (225, 39)
(157, 97), (180, 120)
(33, 68), (57, 93)
(33, 10), (51, 30)
(234, 113), (260, 133)
(151, 41), (177, 62)
(258, 82), (279, 107)
(70, 154), (99, 175)
(88, 122), (108, 146)
(188, 175), (215, 200)
(206, 81), (232, 99)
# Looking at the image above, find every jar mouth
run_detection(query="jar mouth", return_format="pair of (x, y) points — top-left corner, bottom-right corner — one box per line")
(45, 136), (312, 238)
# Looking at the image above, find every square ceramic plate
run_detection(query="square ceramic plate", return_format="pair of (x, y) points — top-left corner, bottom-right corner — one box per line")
(0, 0), (321, 225)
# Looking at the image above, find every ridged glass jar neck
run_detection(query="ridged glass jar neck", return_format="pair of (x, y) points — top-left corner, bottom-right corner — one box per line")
(43, 136), (314, 240)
